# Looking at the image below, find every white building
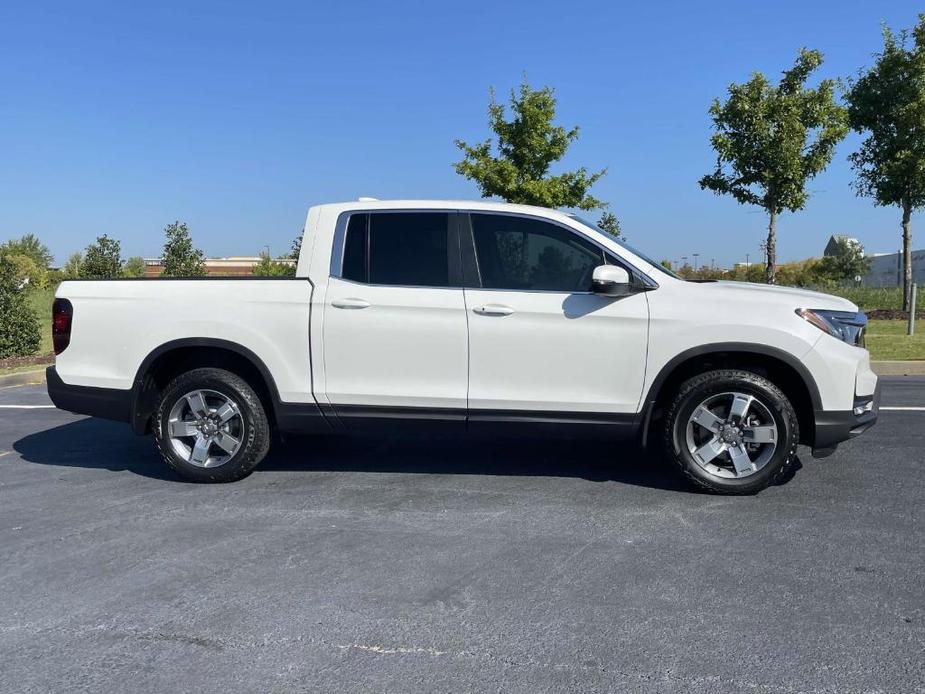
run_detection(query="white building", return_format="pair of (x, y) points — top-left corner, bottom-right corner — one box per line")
(862, 249), (925, 288)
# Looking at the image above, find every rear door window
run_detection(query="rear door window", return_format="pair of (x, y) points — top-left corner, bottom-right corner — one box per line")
(340, 212), (451, 287)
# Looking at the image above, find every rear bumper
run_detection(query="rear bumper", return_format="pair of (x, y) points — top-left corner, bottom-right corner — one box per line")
(46, 366), (132, 423)
(811, 380), (880, 457)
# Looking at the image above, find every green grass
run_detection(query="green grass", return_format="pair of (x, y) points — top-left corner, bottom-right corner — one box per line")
(865, 320), (925, 361)
(28, 286), (55, 354)
(816, 286), (923, 312)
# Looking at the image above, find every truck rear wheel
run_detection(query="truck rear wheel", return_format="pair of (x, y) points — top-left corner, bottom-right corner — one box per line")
(154, 367), (270, 482)
(663, 369), (799, 494)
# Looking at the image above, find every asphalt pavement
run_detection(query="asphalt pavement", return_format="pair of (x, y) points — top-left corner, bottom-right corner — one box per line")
(0, 379), (923, 693)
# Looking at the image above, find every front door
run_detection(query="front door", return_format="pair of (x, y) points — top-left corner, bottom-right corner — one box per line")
(462, 212), (649, 419)
(322, 211), (468, 417)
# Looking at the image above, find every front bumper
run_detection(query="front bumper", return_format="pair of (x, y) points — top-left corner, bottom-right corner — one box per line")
(811, 380), (881, 458)
(46, 366), (133, 423)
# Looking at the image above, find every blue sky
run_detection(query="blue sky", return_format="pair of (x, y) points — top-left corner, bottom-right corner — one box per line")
(0, 0), (921, 266)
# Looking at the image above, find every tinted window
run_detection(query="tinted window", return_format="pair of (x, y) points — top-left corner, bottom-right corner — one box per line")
(342, 214), (368, 282)
(340, 212), (451, 287)
(470, 214), (603, 291)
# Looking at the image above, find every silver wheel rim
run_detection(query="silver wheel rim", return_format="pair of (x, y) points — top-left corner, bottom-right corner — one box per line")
(685, 391), (778, 479)
(167, 389), (244, 468)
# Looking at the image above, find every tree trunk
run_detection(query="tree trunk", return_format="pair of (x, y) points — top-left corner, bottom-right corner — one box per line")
(765, 210), (777, 285)
(902, 201), (913, 312)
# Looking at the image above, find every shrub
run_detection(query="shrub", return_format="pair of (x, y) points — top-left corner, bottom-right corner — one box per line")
(4, 253), (48, 289)
(123, 256), (146, 278)
(0, 255), (41, 358)
(81, 235), (122, 279)
(253, 251), (296, 277)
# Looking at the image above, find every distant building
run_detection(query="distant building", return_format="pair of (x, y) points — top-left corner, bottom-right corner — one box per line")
(824, 234), (861, 257)
(142, 256), (295, 277)
(861, 249), (925, 288)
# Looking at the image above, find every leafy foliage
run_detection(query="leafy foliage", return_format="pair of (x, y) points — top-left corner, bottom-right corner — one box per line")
(122, 256), (146, 278)
(0, 234), (53, 269)
(700, 49), (848, 283)
(0, 255), (41, 358)
(289, 232), (302, 261)
(80, 235), (123, 279)
(596, 212), (623, 239)
(253, 251), (296, 277)
(455, 79), (606, 210)
(62, 252), (83, 279)
(846, 15), (925, 310)
(2, 254), (47, 288)
(162, 221), (206, 277)
(817, 237), (871, 283)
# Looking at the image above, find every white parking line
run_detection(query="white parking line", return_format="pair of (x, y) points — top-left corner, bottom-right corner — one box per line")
(880, 406), (925, 411)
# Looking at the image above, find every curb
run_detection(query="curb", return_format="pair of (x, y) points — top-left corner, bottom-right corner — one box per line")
(871, 361), (925, 376)
(0, 367), (49, 389)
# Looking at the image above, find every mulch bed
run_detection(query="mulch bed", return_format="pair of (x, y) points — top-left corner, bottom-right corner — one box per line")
(0, 352), (54, 370)
(866, 309), (925, 321)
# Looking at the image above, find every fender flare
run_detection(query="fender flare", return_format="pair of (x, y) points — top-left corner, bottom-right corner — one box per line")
(638, 342), (823, 445)
(130, 338), (284, 433)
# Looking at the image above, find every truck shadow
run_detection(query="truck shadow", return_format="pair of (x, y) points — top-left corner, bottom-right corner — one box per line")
(13, 418), (799, 492)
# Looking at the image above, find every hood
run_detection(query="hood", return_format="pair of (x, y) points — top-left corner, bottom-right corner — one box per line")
(699, 281), (859, 312)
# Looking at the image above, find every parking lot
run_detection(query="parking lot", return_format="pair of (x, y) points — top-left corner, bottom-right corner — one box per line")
(0, 379), (923, 693)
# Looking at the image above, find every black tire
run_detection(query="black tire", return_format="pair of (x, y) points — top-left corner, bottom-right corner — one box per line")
(663, 369), (799, 495)
(154, 367), (270, 482)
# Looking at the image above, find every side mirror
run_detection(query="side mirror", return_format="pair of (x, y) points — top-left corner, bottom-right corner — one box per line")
(592, 264), (631, 297)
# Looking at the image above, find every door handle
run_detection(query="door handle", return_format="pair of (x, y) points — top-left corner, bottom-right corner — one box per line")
(331, 298), (370, 310)
(473, 304), (514, 316)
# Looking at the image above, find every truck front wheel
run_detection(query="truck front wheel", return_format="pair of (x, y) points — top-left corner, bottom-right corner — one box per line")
(663, 369), (799, 494)
(154, 367), (270, 482)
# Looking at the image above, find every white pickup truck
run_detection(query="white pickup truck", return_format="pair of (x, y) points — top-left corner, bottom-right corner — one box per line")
(47, 199), (879, 493)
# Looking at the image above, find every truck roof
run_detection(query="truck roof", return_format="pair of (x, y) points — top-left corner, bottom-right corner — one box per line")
(311, 199), (578, 222)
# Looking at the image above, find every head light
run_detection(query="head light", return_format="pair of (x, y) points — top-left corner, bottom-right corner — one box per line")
(796, 308), (867, 346)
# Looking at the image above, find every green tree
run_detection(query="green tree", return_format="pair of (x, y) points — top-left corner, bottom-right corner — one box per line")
(80, 235), (123, 279)
(123, 256), (146, 278)
(846, 16), (925, 311)
(289, 232), (302, 261)
(1, 253), (47, 288)
(62, 252), (83, 279)
(454, 79), (606, 210)
(162, 221), (206, 277)
(700, 49), (848, 284)
(253, 250), (296, 277)
(0, 233), (53, 270)
(660, 259), (674, 272)
(596, 212), (623, 239)
(0, 255), (41, 358)
(817, 238), (871, 284)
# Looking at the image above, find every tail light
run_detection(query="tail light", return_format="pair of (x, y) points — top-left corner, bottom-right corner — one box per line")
(52, 298), (73, 355)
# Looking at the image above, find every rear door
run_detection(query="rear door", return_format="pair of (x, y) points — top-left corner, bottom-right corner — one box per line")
(321, 210), (468, 419)
(462, 212), (650, 420)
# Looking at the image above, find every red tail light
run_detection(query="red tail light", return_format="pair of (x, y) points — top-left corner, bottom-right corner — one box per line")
(52, 298), (73, 355)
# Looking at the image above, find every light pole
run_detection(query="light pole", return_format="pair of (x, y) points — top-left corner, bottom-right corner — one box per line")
(693, 253), (700, 271)
(745, 253), (750, 268)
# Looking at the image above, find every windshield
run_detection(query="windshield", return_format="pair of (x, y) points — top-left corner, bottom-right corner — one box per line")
(570, 216), (682, 280)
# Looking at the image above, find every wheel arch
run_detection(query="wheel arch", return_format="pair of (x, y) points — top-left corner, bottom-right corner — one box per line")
(130, 338), (283, 434)
(639, 343), (821, 447)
